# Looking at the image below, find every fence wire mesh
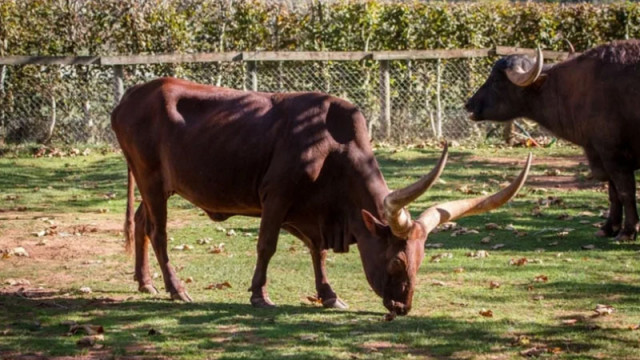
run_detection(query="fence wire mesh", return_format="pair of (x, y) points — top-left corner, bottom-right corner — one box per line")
(0, 57), (499, 145)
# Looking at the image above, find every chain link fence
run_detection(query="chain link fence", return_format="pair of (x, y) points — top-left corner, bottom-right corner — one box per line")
(0, 55), (499, 145)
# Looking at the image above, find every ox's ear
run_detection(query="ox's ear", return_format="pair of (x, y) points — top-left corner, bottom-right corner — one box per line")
(361, 209), (386, 235)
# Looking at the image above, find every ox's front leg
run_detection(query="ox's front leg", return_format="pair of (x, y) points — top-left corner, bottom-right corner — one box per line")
(249, 200), (289, 308)
(310, 248), (348, 309)
(596, 181), (623, 238)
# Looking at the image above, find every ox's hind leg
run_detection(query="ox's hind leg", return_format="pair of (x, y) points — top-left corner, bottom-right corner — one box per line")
(609, 171), (639, 241)
(133, 203), (158, 294)
(599, 151), (639, 241)
(248, 197), (291, 308)
(596, 181), (623, 238)
(141, 184), (192, 302)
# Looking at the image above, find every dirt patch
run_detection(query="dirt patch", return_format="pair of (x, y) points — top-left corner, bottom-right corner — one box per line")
(467, 153), (603, 192)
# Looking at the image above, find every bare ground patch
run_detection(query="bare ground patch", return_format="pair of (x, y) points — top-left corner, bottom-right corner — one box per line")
(465, 153), (603, 192)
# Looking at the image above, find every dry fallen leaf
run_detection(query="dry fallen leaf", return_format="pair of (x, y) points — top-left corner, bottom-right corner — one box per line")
(534, 275), (548, 283)
(79, 287), (92, 294)
(479, 309), (493, 317)
(453, 267), (464, 273)
(489, 281), (501, 289)
(172, 244), (193, 251)
(532, 295), (544, 301)
(69, 324), (104, 336)
(205, 281), (232, 290)
(582, 244), (596, 250)
(467, 250), (489, 259)
(299, 334), (319, 340)
(480, 236), (492, 244)
(562, 318), (578, 325)
(4, 278), (30, 286)
(628, 323), (639, 331)
(520, 346), (546, 357)
(509, 257), (528, 266)
(306, 295), (322, 305)
(209, 243), (225, 254)
(491, 243), (505, 250)
(430, 252), (453, 263)
(594, 304), (614, 316)
(431, 280), (447, 286)
(512, 335), (530, 346)
(485, 223), (500, 230)
(76, 334), (104, 348)
(12, 247), (29, 257)
(196, 237), (211, 245)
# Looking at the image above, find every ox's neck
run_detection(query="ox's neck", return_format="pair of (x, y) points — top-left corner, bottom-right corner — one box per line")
(522, 64), (588, 146)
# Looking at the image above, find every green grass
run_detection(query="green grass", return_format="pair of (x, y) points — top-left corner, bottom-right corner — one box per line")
(1, 144), (639, 359)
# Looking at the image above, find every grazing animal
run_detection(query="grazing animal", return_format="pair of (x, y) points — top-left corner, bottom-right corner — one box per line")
(466, 40), (640, 241)
(112, 77), (531, 315)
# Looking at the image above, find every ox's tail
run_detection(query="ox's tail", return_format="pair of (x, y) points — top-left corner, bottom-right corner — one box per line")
(124, 166), (136, 255)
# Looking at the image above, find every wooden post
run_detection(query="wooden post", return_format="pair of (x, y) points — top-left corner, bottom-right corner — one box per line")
(380, 60), (391, 139)
(503, 120), (515, 145)
(248, 61), (258, 91)
(42, 95), (56, 144)
(436, 58), (443, 138)
(0, 64), (5, 142)
(113, 65), (124, 106)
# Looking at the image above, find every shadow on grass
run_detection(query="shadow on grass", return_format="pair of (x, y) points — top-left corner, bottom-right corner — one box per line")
(0, 291), (615, 359)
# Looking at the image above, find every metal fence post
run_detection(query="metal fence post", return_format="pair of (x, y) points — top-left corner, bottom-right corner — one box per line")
(113, 65), (124, 106)
(379, 60), (391, 139)
(436, 58), (443, 138)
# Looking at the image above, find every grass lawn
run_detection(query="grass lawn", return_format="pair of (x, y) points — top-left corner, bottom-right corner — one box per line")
(0, 143), (639, 359)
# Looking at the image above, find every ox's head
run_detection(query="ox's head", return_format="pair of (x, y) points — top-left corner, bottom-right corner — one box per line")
(465, 48), (545, 122)
(359, 145), (532, 316)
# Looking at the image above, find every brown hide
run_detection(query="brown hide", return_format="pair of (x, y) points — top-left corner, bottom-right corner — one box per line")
(113, 77), (530, 314)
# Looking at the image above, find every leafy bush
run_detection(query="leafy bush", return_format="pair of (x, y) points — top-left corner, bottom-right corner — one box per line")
(1, 0), (638, 56)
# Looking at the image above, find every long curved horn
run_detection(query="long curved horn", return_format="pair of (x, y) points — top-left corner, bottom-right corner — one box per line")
(506, 47), (544, 87)
(417, 153), (532, 233)
(564, 39), (575, 55)
(383, 143), (449, 238)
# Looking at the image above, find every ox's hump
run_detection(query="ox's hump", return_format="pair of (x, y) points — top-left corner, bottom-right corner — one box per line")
(583, 39), (640, 65)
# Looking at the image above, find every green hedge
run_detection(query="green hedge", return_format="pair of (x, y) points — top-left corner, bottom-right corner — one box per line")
(1, 0), (639, 56)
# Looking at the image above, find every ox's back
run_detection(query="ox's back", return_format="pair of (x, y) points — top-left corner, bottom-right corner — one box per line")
(111, 78), (376, 219)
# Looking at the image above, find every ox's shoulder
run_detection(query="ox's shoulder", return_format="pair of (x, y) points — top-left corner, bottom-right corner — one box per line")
(581, 39), (640, 65)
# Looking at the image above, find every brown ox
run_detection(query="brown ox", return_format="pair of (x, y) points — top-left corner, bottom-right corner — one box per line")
(111, 77), (531, 315)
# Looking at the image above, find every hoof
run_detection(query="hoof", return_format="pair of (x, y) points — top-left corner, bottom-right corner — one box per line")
(594, 229), (608, 238)
(615, 233), (636, 242)
(171, 291), (193, 302)
(139, 284), (159, 294)
(595, 225), (620, 238)
(322, 297), (348, 310)
(250, 296), (276, 308)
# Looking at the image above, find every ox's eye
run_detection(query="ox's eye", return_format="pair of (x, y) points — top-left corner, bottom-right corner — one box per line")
(387, 257), (405, 274)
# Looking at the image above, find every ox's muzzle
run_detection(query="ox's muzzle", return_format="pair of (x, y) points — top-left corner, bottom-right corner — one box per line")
(384, 298), (410, 316)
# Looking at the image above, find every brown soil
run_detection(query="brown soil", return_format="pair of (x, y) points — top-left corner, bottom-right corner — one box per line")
(468, 153), (603, 192)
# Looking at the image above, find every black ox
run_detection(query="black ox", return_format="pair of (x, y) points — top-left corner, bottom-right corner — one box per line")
(466, 40), (640, 241)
